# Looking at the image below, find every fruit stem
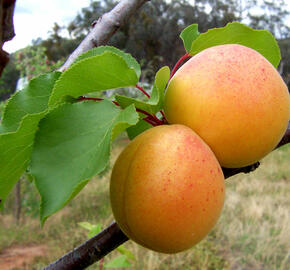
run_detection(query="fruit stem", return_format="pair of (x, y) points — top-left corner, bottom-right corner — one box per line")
(135, 85), (167, 124)
(136, 84), (150, 98)
(78, 96), (164, 127)
(143, 116), (159, 126)
(170, 53), (191, 79)
(159, 110), (168, 123)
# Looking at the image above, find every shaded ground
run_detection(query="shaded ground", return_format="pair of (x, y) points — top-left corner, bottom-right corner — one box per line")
(0, 245), (47, 270)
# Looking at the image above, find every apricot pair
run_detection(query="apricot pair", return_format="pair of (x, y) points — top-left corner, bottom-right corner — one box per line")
(110, 44), (289, 253)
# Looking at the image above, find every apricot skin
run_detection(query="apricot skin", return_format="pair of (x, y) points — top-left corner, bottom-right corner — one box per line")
(110, 125), (225, 253)
(164, 44), (290, 168)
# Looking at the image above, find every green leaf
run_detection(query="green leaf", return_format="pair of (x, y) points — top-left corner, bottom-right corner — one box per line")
(30, 100), (138, 223)
(74, 46), (141, 79)
(0, 72), (61, 208)
(78, 222), (96, 231)
(49, 52), (140, 106)
(126, 119), (152, 140)
(88, 224), (102, 238)
(116, 66), (170, 114)
(116, 245), (136, 261)
(78, 222), (102, 238)
(180, 24), (200, 53)
(104, 255), (131, 268)
(189, 22), (281, 67)
(0, 72), (61, 133)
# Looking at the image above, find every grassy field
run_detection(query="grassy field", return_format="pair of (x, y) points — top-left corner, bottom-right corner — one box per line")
(0, 136), (289, 270)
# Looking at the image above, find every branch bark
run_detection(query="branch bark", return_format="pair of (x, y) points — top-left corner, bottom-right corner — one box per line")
(42, 223), (128, 270)
(43, 122), (290, 270)
(59, 0), (150, 72)
(223, 121), (290, 178)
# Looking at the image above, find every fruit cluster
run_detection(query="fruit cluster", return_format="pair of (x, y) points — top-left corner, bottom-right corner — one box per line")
(110, 44), (290, 253)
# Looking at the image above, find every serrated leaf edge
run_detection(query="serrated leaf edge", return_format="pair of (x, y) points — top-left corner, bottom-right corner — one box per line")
(49, 51), (140, 107)
(0, 72), (61, 133)
(74, 45), (141, 78)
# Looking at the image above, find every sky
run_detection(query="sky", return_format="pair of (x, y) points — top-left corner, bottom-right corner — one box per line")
(3, 0), (91, 53)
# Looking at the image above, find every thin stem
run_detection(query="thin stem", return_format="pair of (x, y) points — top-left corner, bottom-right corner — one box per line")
(78, 97), (102, 102)
(153, 115), (164, 125)
(134, 86), (166, 125)
(143, 117), (159, 127)
(135, 108), (151, 118)
(170, 53), (191, 79)
(78, 96), (164, 127)
(136, 108), (163, 125)
(160, 110), (168, 123)
(136, 84), (150, 98)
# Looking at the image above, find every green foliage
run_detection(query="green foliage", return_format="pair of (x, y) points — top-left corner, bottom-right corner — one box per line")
(186, 22), (281, 68)
(78, 222), (102, 238)
(0, 73), (61, 208)
(104, 256), (131, 268)
(49, 50), (140, 106)
(0, 46), (142, 222)
(116, 66), (170, 114)
(180, 24), (200, 53)
(0, 72), (61, 133)
(31, 101), (138, 223)
(74, 46), (141, 79)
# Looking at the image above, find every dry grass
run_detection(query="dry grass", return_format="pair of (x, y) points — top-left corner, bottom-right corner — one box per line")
(216, 145), (290, 270)
(0, 137), (289, 270)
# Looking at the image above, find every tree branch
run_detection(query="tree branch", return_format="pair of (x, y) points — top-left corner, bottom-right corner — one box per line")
(275, 121), (290, 148)
(59, 0), (150, 72)
(223, 121), (290, 178)
(42, 223), (128, 270)
(43, 122), (290, 270)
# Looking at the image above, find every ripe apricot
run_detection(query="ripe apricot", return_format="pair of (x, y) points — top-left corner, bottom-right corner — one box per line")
(164, 44), (290, 168)
(110, 124), (225, 253)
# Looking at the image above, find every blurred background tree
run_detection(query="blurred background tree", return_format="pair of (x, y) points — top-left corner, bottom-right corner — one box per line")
(14, 45), (62, 80)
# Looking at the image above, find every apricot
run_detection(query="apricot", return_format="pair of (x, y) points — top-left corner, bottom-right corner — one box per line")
(110, 124), (225, 253)
(164, 44), (290, 168)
